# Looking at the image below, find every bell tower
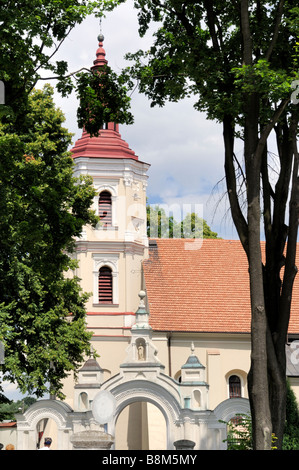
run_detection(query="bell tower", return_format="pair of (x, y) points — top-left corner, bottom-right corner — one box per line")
(71, 34), (150, 358)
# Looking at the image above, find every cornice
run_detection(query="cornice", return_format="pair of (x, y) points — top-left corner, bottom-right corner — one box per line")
(73, 157), (150, 179)
(75, 239), (147, 255)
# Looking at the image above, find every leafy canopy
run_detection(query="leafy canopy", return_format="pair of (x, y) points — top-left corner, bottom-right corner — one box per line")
(147, 204), (219, 239)
(0, 85), (98, 399)
(119, 1), (298, 128)
(0, 1), (102, 117)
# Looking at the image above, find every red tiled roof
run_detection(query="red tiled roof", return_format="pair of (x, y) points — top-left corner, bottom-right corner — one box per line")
(71, 128), (139, 161)
(143, 239), (299, 334)
(0, 422), (17, 427)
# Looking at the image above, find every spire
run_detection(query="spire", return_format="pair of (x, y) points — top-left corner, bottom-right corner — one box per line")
(71, 30), (139, 161)
(91, 33), (108, 71)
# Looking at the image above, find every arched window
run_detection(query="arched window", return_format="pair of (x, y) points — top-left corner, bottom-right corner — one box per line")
(99, 191), (112, 227)
(98, 266), (113, 304)
(229, 375), (242, 398)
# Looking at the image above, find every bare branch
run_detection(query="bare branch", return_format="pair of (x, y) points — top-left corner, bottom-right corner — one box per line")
(256, 98), (290, 162)
(223, 114), (249, 253)
(37, 68), (91, 82)
(265, 0), (285, 61)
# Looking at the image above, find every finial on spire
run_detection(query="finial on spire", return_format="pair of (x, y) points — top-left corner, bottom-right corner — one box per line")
(91, 23), (108, 71)
(138, 290), (146, 308)
(98, 17), (104, 43)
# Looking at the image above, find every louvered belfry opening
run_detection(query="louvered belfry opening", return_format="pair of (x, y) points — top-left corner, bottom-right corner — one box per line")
(99, 266), (113, 304)
(99, 190), (112, 227)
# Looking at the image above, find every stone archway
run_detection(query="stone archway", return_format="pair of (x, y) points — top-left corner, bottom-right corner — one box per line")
(214, 397), (251, 422)
(115, 400), (167, 450)
(103, 379), (183, 450)
(16, 399), (73, 450)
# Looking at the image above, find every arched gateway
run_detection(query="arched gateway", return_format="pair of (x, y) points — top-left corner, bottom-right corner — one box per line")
(15, 292), (249, 450)
(16, 400), (73, 450)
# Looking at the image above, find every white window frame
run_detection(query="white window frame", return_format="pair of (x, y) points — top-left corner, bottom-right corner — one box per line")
(92, 253), (119, 305)
(94, 182), (118, 228)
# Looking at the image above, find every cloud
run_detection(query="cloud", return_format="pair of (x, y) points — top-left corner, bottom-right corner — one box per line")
(0, 377), (23, 401)
(45, 1), (238, 239)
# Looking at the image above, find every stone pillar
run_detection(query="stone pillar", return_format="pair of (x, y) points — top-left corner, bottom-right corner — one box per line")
(70, 430), (114, 450)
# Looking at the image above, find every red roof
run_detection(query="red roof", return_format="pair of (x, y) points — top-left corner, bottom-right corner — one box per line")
(0, 422), (17, 427)
(71, 127), (139, 161)
(143, 238), (299, 334)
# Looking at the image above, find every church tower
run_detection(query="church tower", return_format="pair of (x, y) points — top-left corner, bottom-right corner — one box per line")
(70, 34), (150, 382)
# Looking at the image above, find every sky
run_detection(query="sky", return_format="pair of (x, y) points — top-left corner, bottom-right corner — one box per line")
(49, 0), (240, 240)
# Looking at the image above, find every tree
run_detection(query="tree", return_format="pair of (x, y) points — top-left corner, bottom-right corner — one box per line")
(0, 396), (37, 422)
(147, 204), (219, 238)
(180, 212), (219, 239)
(0, 1), (134, 136)
(107, 0), (298, 449)
(0, 0), (105, 127)
(283, 379), (299, 449)
(223, 381), (299, 450)
(0, 85), (98, 399)
(0, 0), (132, 402)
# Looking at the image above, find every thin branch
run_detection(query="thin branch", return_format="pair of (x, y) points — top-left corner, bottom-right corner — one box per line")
(33, 27), (74, 77)
(256, 98), (290, 162)
(265, 0), (285, 61)
(203, 0), (220, 53)
(233, 152), (246, 184)
(37, 67), (91, 81)
(223, 114), (249, 253)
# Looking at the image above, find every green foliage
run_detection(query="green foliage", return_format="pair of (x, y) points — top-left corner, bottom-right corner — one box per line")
(223, 414), (253, 450)
(181, 212), (219, 239)
(0, 397), (37, 422)
(147, 204), (219, 239)
(222, 381), (299, 451)
(282, 379), (299, 450)
(75, 66), (134, 136)
(0, 1), (137, 134)
(223, 414), (276, 450)
(0, 85), (98, 399)
(123, 0), (299, 125)
(0, 0), (106, 127)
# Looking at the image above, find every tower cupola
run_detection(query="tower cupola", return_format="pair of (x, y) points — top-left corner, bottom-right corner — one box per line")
(71, 34), (140, 161)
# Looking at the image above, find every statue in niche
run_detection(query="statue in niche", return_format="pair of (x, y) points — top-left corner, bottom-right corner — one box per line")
(137, 341), (145, 361)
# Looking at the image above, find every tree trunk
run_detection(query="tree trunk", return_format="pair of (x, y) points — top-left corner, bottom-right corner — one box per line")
(265, 116), (299, 449)
(267, 335), (287, 448)
(244, 88), (273, 449)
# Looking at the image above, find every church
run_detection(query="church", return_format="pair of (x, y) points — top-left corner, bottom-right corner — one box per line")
(11, 34), (299, 451)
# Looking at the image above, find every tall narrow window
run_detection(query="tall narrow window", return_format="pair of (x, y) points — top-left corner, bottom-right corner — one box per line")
(99, 191), (112, 227)
(98, 266), (113, 304)
(229, 375), (241, 398)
